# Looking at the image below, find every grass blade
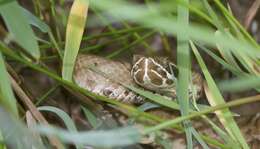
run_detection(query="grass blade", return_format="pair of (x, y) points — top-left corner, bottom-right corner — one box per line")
(36, 125), (141, 148)
(62, 0), (89, 81)
(38, 106), (78, 132)
(177, 1), (194, 148)
(190, 41), (249, 149)
(81, 106), (99, 128)
(0, 52), (18, 117)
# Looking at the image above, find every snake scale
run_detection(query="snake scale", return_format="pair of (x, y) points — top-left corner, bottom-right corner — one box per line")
(73, 54), (203, 104)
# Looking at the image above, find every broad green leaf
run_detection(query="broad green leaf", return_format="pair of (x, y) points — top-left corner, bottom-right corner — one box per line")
(62, 0), (89, 81)
(21, 7), (50, 33)
(0, 52), (18, 117)
(0, 1), (40, 59)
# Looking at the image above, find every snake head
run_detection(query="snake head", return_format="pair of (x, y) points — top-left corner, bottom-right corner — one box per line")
(131, 55), (177, 92)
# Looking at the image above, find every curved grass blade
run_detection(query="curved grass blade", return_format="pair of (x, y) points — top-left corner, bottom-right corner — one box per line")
(62, 0), (89, 81)
(0, 1), (40, 59)
(38, 106), (78, 132)
(38, 106), (82, 149)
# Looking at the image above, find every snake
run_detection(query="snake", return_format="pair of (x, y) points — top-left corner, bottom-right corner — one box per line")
(73, 54), (203, 104)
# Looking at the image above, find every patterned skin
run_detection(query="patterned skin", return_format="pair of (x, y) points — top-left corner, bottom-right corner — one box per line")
(73, 54), (144, 104)
(131, 55), (177, 94)
(131, 55), (203, 100)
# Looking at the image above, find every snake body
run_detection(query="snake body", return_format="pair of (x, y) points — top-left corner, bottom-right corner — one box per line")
(73, 54), (144, 104)
(73, 54), (203, 104)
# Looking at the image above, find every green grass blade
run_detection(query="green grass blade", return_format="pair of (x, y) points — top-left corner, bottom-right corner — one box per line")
(0, 1), (40, 59)
(196, 42), (244, 75)
(38, 106), (78, 132)
(62, 0), (89, 81)
(190, 41), (249, 149)
(106, 30), (156, 58)
(177, 1), (193, 148)
(81, 106), (99, 128)
(201, 0), (223, 30)
(190, 127), (210, 149)
(0, 52), (18, 117)
(215, 31), (242, 71)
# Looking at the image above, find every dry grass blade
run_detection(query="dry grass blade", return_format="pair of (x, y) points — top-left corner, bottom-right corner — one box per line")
(244, 0), (260, 29)
(10, 76), (64, 149)
(25, 111), (44, 146)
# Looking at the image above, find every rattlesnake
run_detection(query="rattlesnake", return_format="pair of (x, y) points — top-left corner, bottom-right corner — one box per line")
(73, 54), (203, 104)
